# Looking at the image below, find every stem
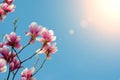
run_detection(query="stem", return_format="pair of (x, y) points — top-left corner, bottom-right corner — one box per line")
(18, 43), (30, 55)
(13, 48), (21, 62)
(12, 49), (41, 79)
(34, 57), (40, 68)
(11, 46), (42, 79)
(12, 54), (21, 80)
(12, 48), (22, 80)
(6, 47), (14, 80)
(12, 65), (21, 80)
(21, 53), (36, 63)
(12, 48), (42, 79)
(21, 48), (42, 63)
(7, 68), (11, 80)
(13, 18), (19, 32)
(33, 57), (47, 76)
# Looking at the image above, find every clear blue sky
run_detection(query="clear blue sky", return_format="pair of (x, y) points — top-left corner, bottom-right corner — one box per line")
(1, 0), (120, 80)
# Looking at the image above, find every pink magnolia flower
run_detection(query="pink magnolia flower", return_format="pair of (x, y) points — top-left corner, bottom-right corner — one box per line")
(9, 58), (20, 71)
(20, 67), (35, 80)
(0, 46), (20, 71)
(37, 28), (56, 42)
(26, 22), (42, 44)
(37, 43), (57, 59)
(0, 46), (11, 60)
(0, 58), (7, 73)
(0, 4), (6, 21)
(4, 0), (14, 5)
(6, 32), (22, 49)
(2, 3), (15, 12)
(0, 0), (15, 21)
(36, 28), (56, 48)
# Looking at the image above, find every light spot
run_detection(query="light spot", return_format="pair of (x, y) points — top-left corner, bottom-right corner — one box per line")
(69, 29), (75, 35)
(80, 17), (93, 28)
(80, 19), (88, 28)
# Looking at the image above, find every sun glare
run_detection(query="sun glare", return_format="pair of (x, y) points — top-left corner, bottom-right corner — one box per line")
(106, 0), (120, 9)
(82, 0), (120, 28)
(103, 0), (120, 16)
(81, 0), (120, 40)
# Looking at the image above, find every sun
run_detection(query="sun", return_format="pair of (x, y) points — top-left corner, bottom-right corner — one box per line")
(106, 0), (120, 9)
(80, 0), (120, 40)
(82, 0), (120, 28)
(103, 0), (120, 15)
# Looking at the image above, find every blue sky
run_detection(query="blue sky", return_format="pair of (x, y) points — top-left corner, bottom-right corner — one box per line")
(1, 0), (120, 80)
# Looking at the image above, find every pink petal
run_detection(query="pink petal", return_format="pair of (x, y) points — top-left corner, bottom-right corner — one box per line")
(0, 66), (7, 72)
(27, 67), (35, 77)
(21, 68), (28, 77)
(20, 77), (27, 80)
(0, 58), (6, 68)
(36, 38), (44, 42)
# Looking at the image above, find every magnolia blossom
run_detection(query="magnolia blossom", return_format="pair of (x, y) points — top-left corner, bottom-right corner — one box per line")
(0, 46), (16, 62)
(37, 43), (57, 59)
(6, 32), (22, 49)
(20, 67), (35, 80)
(4, 0), (14, 5)
(3, 3), (15, 12)
(0, 46), (11, 60)
(26, 22), (42, 44)
(0, 46), (20, 71)
(36, 28), (56, 48)
(0, 0), (15, 21)
(0, 58), (7, 73)
(0, 4), (6, 20)
(9, 58), (20, 71)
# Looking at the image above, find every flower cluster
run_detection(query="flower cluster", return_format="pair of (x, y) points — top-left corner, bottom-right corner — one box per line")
(0, 22), (57, 80)
(0, 0), (15, 20)
(0, 44), (20, 71)
(27, 22), (57, 59)
(0, 0), (58, 80)
(0, 32), (21, 72)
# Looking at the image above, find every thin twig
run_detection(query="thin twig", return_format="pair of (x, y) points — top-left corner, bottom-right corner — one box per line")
(12, 47), (22, 80)
(13, 48), (21, 62)
(7, 68), (11, 80)
(21, 53), (37, 63)
(34, 56), (40, 68)
(12, 48), (41, 79)
(33, 57), (47, 76)
(18, 43), (30, 55)
(12, 66), (21, 80)
(21, 48), (42, 63)
(13, 18), (19, 32)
